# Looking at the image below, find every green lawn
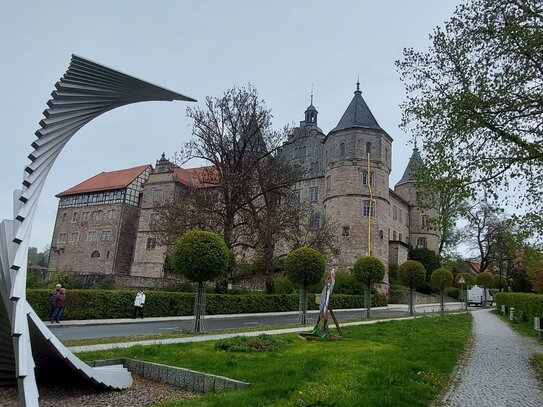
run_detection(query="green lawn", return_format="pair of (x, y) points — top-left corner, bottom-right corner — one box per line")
(78, 314), (471, 407)
(492, 310), (540, 339)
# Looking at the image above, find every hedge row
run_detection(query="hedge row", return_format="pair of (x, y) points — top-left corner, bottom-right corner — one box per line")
(27, 289), (388, 321)
(494, 292), (543, 320)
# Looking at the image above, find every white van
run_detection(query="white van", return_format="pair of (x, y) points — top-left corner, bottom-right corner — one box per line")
(467, 285), (493, 306)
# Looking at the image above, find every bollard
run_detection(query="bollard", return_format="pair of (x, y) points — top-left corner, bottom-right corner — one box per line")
(509, 307), (515, 321)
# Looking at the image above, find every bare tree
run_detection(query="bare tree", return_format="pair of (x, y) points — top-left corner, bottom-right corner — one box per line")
(168, 85), (296, 291)
(464, 202), (503, 273)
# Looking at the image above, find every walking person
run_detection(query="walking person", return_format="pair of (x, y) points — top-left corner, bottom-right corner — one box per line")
(51, 287), (66, 323)
(49, 284), (61, 320)
(133, 289), (145, 319)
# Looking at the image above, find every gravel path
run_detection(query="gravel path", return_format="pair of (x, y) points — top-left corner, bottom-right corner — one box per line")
(0, 374), (198, 407)
(442, 309), (543, 407)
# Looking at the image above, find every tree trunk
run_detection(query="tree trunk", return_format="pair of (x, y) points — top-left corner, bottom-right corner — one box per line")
(364, 289), (372, 318)
(440, 288), (445, 312)
(298, 287), (308, 324)
(409, 287), (415, 315)
(190, 281), (207, 333)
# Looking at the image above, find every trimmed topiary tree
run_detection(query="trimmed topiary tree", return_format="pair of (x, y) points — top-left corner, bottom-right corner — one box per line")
(284, 247), (326, 324)
(430, 268), (454, 312)
(476, 271), (494, 306)
(171, 230), (229, 333)
(353, 256), (386, 318)
(398, 260), (426, 315)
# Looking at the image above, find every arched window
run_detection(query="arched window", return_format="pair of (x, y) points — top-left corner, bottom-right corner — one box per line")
(366, 142), (372, 154)
(90, 250), (100, 258)
(339, 143), (346, 159)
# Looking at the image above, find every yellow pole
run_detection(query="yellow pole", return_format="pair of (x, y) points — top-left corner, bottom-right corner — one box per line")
(367, 152), (372, 256)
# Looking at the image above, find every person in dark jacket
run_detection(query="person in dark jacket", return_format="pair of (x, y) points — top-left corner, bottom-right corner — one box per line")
(49, 284), (61, 320)
(51, 287), (66, 323)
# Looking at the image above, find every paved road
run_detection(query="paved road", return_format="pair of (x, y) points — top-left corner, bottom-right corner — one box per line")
(442, 309), (543, 407)
(48, 303), (462, 340)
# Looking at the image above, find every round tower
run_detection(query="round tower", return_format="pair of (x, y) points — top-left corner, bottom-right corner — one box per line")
(323, 82), (392, 273)
(394, 148), (440, 253)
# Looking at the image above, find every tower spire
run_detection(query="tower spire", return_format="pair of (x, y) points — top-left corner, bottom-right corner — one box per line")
(355, 76), (361, 94)
(310, 83), (314, 105)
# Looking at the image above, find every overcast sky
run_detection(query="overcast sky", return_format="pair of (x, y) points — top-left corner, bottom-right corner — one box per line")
(0, 1), (462, 251)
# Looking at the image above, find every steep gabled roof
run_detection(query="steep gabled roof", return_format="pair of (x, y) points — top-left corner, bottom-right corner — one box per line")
(396, 148), (423, 186)
(172, 165), (218, 188)
(330, 82), (381, 133)
(56, 165), (151, 197)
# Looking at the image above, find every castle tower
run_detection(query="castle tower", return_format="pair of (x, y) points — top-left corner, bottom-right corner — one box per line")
(323, 82), (393, 272)
(394, 148), (440, 253)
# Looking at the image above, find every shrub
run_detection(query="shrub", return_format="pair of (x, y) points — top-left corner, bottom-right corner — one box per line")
(49, 268), (75, 289)
(445, 287), (460, 300)
(273, 273), (295, 294)
(333, 271), (365, 295)
(494, 292), (543, 321)
(26, 269), (46, 289)
(215, 334), (288, 352)
(26, 289), (387, 320)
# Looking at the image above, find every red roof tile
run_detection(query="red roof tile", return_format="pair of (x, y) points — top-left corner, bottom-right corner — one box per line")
(57, 165), (152, 197)
(173, 165), (219, 187)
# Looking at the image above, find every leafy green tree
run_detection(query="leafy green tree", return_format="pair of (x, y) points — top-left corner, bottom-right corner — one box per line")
(171, 230), (229, 332)
(284, 247), (326, 324)
(409, 247), (441, 280)
(430, 268), (454, 312)
(353, 256), (386, 318)
(397, 0), (543, 227)
(398, 260), (426, 315)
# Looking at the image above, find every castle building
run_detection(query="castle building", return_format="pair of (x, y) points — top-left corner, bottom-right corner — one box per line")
(48, 165), (152, 275)
(278, 82), (439, 281)
(47, 84), (439, 287)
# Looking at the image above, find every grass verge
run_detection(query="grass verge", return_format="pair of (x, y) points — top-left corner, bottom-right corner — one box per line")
(492, 309), (540, 339)
(62, 314), (412, 347)
(77, 313), (471, 407)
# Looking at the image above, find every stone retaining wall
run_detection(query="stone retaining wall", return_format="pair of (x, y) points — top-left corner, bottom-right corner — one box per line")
(88, 358), (249, 393)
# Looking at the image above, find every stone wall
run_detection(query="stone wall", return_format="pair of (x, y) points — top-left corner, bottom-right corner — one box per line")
(88, 359), (249, 393)
(49, 202), (130, 274)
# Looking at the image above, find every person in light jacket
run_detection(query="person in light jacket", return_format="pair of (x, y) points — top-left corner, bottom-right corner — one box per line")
(133, 290), (145, 319)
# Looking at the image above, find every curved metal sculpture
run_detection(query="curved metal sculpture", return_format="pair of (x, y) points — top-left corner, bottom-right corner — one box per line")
(0, 55), (195, 406)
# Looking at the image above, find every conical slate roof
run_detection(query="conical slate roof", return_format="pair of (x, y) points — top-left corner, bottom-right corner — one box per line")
(331, 82), (381, 132)
(396, 148), (423, 185)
